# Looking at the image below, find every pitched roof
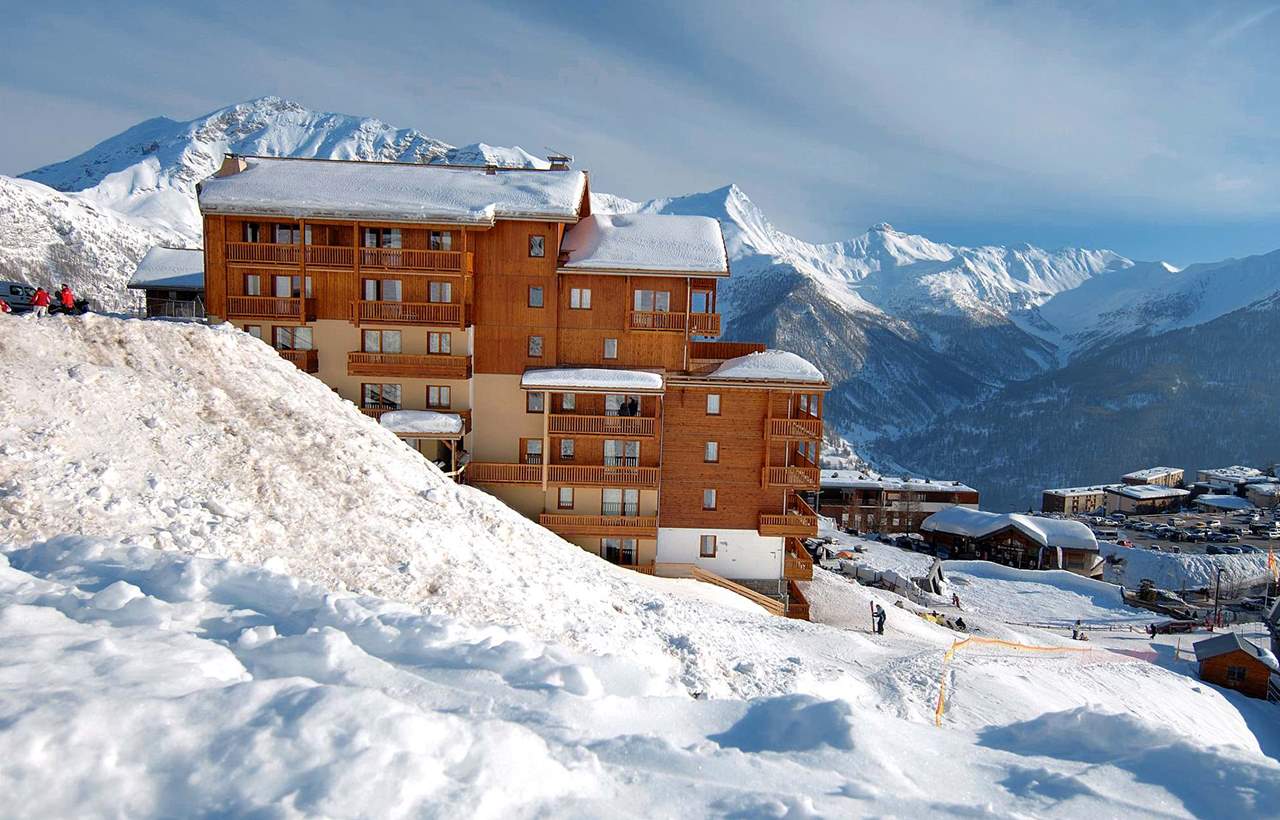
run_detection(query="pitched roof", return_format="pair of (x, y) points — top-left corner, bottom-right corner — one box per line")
(921, 507), (1098, 551)
(127, 247), (204, 290)
(559, 213), (729, 275)
(1193, 632), (1279, 670)
(197, 156), (587, 225)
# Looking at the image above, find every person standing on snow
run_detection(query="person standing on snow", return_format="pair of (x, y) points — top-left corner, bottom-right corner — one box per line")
(58, 283), (76, 314)
(873, 603), (887, 635)
(31, 287), (51, 318)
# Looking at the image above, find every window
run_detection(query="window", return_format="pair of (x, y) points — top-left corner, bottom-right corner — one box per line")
(427, 385), (451, 408)
(274, 275), (312, 299)
(362, 329), (402, 354)
(528, 335), (544, 358)
(522, 439), (543, 465)
(529, 234), (545, 258)
(706, 394), (721, 415)
(558, 487), (574, 509)
(604, 440), (639, 467)
(363, 228), (402, 248)
(570, 288), (592, 309)
(428, 281), (452, 303)
(703, 489), (717, 510)
(243, 222), (262, 243)
(245, 274), (262, 296)
(362, 383), (401, 409)
(274, 223), (310, 245)
(273, 326), (313, 350)
(601, 537), (637, 566)
(528, 286), (544, 308)
(526, 392), (544, 413)
(633, 290), (671, 312)
(560, 439), (575, 460)
(244, 325), (262, 340)
(605, 394), (640, 417)
(691, 290), (714, 313)
(363, 279), (402, 302)
(561, 393), (576, 411)
(1227, 666), (1248, 684)
(428, 332), (451, 354)
(700, 535), (717, 558)
(603, 488), (639, 517)
(429, 230), (452, 251)
(704, 441), (719, 463)
(603, 338), (618, 360)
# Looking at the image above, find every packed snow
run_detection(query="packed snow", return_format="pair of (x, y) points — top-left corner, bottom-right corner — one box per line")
(198, 157), (586, 225)
(127, 246), (204, 290)
(520, 367), (664, 392)
(379, 409), (464, 436)
(1122, 466), (1182, 482)
(1110, 484), (1190, 500)
(1101, 542), (1272, 591)
(922, 507), (1098, 551)
(706, 349), (826, 383)
(559, 213), (728, 274)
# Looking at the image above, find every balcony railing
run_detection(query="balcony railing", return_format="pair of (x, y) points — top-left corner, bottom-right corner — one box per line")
(786, 579), (811, 620)
(688, 312), (722, 337)
(360, 407), (396, 420)
(548, 465), (659, 488)
(277, 348), (318, 374)
(628, 310), (685, 332)
(784, 537), (814, 581)
(763, 465), (821, 488)
(352, 300), (464, 327)
(347, 352), (471, 380)
(468, 463), (542, 484)
(689, 340), (767, 360)
(768, 417), (823, 439)
(538, 514), (659, 538)
(600, 502), (640, 517)
(759, 494), (819, 537)
(359, 248), (473, 273)
(226, 242), (299, 265)
(305, 245), (355, 267)
(548, 414), (656, 437)
(226, 295), (314, 321)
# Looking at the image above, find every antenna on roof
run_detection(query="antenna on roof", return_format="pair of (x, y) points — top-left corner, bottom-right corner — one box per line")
(544, 146), (573, 170)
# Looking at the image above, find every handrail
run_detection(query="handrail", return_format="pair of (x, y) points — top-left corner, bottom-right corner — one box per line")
(784, 537), (814, 581)
(548, 414), (656, 437)
(347, 351), (470, 379)
(688, 313), (721, 337)
(277, 348), (318, 373)
(786, 579), (810, 620)
(690, 567), (785, 616)
(226, 242), (299, 264)
(359, 247), (470, 272)
(768, 417), (823, 438)
(226, 295), (309, 320)
(304, 245), (355, 267)
(468, 462), (542, 484)
(538, 514), (659, 536)
(352, 300), (463, 327)
(628, 310), (685, 331)
(764, 465), (821, 488)
(547, 465), (659, 487)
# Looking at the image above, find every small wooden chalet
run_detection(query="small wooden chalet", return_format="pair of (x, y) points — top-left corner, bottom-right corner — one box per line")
(128, 246), (205, 319)
(1193, 633), (1278, 700)
(920, 507), (1102, 577)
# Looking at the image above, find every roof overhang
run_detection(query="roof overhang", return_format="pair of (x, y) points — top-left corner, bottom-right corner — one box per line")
(520, 367), (666, 394)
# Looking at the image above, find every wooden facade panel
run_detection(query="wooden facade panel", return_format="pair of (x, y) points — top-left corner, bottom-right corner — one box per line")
(204, 215), (227, 318)
(1199, 651), (1270, 699)
(472, 221), (562, 374)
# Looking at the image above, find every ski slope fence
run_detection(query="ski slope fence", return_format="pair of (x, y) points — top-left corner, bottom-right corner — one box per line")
(934, 636), (1097, 727)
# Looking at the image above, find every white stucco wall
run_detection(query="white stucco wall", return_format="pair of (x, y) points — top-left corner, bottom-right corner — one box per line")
(656, 527), (782, 580)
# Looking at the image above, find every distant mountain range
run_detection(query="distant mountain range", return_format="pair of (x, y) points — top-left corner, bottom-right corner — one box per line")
(6, 96), (1278, 508)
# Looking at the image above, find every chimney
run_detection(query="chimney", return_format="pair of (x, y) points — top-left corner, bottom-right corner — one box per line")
(547, 154), (572, 171)
(484, 163), (498, 175)
(215, 154), (249, 177)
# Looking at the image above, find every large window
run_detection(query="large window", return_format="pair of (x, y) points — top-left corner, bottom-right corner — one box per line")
(428, 332), (451, 354)
(633, 290), (671, 312)
(570, 288), (591, 309)
(362, 329), (401, 354)
(528, 335), (544, 358)
(603, 338), (618, 360)
(362, 383), (401, 409)
(528, 286), (544, 308)
(603, 488), (639, 517)
(526, 392), (544, 413)
(244, 274), (262, 296)
(522, 438), (543, 465)
(274, 275), (312, 299)
(274, 223), (311, 244)
(243, 222), (262, 243)
(363, 279), (402, 302)
(244, 325), (262, 340)
(429, 230), (452, 251)
(273, 326), (313, 350)
(601, 537), (637, 566)
(363, 228), (402, 248)
(700, 535), (717, 558)
(604, 439), (639, 467)
(427, 385), (451, 408)
(691, 289), (714, 313)
(605, 394), (641, 417)
(529, 234), (545, 258)
(428, 281), (452, 304)
(706, 394), (721, 415)
(702, 489), (717, 510)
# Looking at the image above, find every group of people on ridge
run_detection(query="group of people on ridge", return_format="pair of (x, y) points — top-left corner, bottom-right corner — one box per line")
(0, 283), (76, 317)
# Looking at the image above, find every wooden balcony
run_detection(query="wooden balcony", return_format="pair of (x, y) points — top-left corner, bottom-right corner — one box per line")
(468, 462), (542, 484)
(347, 352), (471, 380)
(784, 537), (814, 581)
(538, 514), (659, 538)
(548, 465), (659, 488)
(351, 300), (464, 327)
(616, 561), (657, 575)
(278, 348), (318, 374)
(768, 417), (823, 439)
(688, 312), (722, 337)
(786, 579), (810, 620)
(628, 310), (686, 332)
(759, 495), (819, 537)
(763, 465), (821, 489)
(359, 247), (473, 273)
(226, 295), (315, 321)
(226, 242), (299, 265)
(547, 414), (656, 438)
(689, 340), (766, 361)
(305, 245), (355, 267)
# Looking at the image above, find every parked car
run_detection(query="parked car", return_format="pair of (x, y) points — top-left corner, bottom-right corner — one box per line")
(1206, 545), (1223, 555)
(1, 281), (36, 312)
(1221, 546), (1243, 555)
(1148, 619), (1198, 635)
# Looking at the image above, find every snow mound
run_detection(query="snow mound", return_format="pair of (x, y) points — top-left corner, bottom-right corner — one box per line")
(1101, 543), (1271, 591)
(128, 246), (204, 290)
(710, 694), (856, 752)
(560, 213), (728, 274)
(380, 409), (463, 435)
(707, 350), (826, 384)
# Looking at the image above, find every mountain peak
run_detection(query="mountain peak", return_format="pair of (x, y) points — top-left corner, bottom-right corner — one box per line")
(870, 222), (896, 233)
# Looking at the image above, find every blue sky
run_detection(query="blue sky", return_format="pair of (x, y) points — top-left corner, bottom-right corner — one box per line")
(3, 0), (1278, 264)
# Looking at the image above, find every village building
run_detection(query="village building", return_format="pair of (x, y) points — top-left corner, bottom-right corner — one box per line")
(1194, 494), (1255, 513)
(1120, 466), (1183, 488)
(1103, 484), (1190, 515)
(1193, 633), (1278, 700)
(920, 507), (1102, 577)
(817, 471), (978, 533)
(1196, 466), (1264, 494)
(127, 246), (206, 319)
(1245, 480), (1280, 510)
(195, 154), (826, 614)
(1040, 484), (1117, 515)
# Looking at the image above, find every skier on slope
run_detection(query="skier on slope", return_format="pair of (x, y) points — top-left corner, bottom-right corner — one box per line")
(30, 287), (51, 318)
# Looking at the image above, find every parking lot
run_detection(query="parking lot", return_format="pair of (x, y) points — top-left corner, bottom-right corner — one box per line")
(1076, 508), (1280, 556)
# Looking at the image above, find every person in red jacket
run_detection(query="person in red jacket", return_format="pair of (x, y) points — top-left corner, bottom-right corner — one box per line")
(31, 287), (51, 318)
(59, 283), (76, 313)
(0, 298), (11, 315)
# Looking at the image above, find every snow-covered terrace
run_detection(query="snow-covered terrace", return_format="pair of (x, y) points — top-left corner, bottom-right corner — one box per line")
(197, 156), (586, 225)
(520, 367), (665, 394)
(127, 247), (205, 291)
(922, 507), (1099, 551)
(559, 213), (729, 276)
(378, 410), (464, 438)
(821, 470), (975, 494)
(1107, 484), (1190, 500)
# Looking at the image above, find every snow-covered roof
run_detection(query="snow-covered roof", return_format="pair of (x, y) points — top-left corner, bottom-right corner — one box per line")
(1246, 484), (1280, 498)
(1194, 494), (1255, 511)
(197, 156), (587, 225)
(705, 350), (826, 385)
(1193, 633), (1279, 670)
(520, 367), (664, 393)
(127, 247), (204, 290)
(821, 470), (976, 494)
(1198, 466), (1263, 484)
(1107, 484), (1190, 500)
(1122, 467), (1182, 481)
(1043, 484), (1120, 496)
(922, 507), (1098, 551)
(378, 410), (464, 436)
(559, 213), (729, 275)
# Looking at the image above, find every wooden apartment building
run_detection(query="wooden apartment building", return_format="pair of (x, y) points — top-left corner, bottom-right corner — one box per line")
(196, 155), (827, 611)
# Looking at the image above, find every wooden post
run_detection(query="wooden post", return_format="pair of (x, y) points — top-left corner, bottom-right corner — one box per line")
(541, 393), (550, 492)
(352, 221), (361, 325)
(297, 218), (308, 323)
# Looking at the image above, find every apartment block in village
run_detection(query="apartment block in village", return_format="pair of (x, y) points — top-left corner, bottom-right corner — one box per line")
(816, 471), (978, 534)
(196, 155), (827, 614)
